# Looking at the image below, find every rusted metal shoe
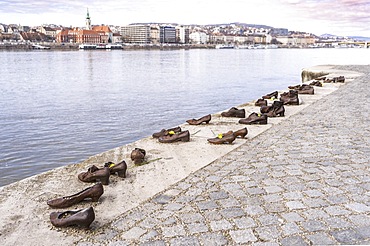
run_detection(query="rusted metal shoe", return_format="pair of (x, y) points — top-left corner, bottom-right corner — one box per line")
(207, 132), (236, 144)
(221, 107), (245, 118)
(130, 148), (146, 164)
(262, 91), (278, 99)
(104, 160), (127, 178)
(50, 207), (95, 229)
(47, 183), (104, 208)
(152, 126), (182, 138)
(158, 130), (190, 143)
(239, 113), (268, 125)
(186, 114), (211, 125)
(78, 166), (110, 185)
(255, 98), (267, 106)
(280, 90), (299, 105)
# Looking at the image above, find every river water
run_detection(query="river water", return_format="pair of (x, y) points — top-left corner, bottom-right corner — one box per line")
(0, 48), (369, 187)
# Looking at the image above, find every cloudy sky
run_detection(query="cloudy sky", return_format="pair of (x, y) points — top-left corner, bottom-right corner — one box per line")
(0, 0), (369, 36)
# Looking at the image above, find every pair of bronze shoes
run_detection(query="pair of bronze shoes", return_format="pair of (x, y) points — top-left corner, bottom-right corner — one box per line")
(280, 90), (299, 105)
(288, 84), (314, 95)
(186, 114), (211, 125)
(260, 101), (285, 117)
(78, 160), (127, 185)
(239, 112), (268, 125)
(152, 126), (181, 138)
(159, 130), (190, 143)
(325, 76), (345, 83)
(207, 127), (248, 144)
(48, 183), (103, 228)
(131, 148), (146, 164)
(221, 107), (245, 118)
(309, 80), (323, 87)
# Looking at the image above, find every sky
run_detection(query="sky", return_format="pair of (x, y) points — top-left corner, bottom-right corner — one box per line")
(0, 0), (369, 37)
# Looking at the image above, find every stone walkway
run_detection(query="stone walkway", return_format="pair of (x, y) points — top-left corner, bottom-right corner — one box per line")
(77, 65), (370, 246)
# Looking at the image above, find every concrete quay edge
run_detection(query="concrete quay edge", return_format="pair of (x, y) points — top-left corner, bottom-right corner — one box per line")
(0, 64), (366, 245)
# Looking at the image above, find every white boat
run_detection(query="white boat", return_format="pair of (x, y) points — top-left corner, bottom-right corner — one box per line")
(79, 44), (97, 49)
(215, 44), (235, 49)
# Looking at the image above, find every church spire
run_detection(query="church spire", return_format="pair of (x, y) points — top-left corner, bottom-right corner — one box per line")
(86, 8), (91, 30)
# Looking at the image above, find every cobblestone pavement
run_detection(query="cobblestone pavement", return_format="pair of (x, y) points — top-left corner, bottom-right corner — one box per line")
(78, 65), (370, 245)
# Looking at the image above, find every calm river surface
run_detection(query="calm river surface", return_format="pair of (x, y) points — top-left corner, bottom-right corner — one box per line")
(1, 48), (369, 186)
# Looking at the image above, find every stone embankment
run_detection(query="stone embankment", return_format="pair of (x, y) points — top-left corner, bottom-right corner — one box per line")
(0, 65), (368, 245)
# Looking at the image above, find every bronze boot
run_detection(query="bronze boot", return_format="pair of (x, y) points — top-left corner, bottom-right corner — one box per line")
(159, 130), (190, 143)
(239, 113), (268, 125)
(186, 114), (211, 125)
(221, 107), (245, 118)
(78, 166), (110, 185)
(104, 160), (127, 178)
(50, 207), (95, 229)
(232, 127), (248, 138)
(47, 183), (104, 208)
(255, 98), (267, 106)
(263, 101), (285, 117)
(130, 148), (146, 164)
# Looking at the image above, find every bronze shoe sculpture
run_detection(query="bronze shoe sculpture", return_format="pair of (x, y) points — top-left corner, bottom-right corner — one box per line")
(239, 113), (268, 125)
(261, 101), (285, 117)
(186, 114), (211, 125)
(130, 148), (146, 164)
(104, 160), (127, 178)
(208, 132), (236, 144)
(280, 90), (299, 105)
(221, 107), (245, 118)
(50, 207), (95, 229)
(262, 91), (278, 99)
(255, 98), (267, 106)
(78, 166), (110, 185)
(47, 183), (104, 208)
(152, 126), (181, 138)
(309, 81), (322, 87)
(159, 130), (190, 143)
(223, 127), (248, 139)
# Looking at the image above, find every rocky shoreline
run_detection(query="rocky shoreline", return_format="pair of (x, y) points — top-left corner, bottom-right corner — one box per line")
(0, 65), (367, 245)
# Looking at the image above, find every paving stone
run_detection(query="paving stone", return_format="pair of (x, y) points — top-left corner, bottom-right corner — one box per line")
(264, 185), (284, 194)
(286, 201), (306, 210)
(220, 207), (245, 218)
(280, 235), (309, 246)
(152, 194), (172, 204)
(324, 216), (353, 229)
(186, 222), (209, 234)
(264, 202), (287, 213)
(209, 219), (233, 231)
(356, 226), (370, 238)
(229, 229), (258, 244)
(217, 198), (240, 208)
(301, 209), (330, 220)
(330, 229), (365, 244)
(281, 222), (302, 236)
(203, 211), (223, 221)
(199, 232), (228, 245)
(255, 226), (281, 241)
(324, 205), (351, 216)
(178, 213), (205, 224)
(197, 201), (219, 211)
(245, 205), (266, 216)
(122, 227), (147, 240)
(257, 214), (282, 226)
(162, 225), (186, 238)
(252, 242), (279, 246)
(349, 214), (370, 226)
(281, 212), (305, 222)
(233, 217), (257, 229)
(262, 194), (283, 203)
(140, 230), (159, 242)
(345, 202), (370, 213)
(300, 220), (326, 232)
(305, 232), (337, 245)
(169, 236), (200, 246)
(209, 191), (229, 200)
(164, 203), (184, 211)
